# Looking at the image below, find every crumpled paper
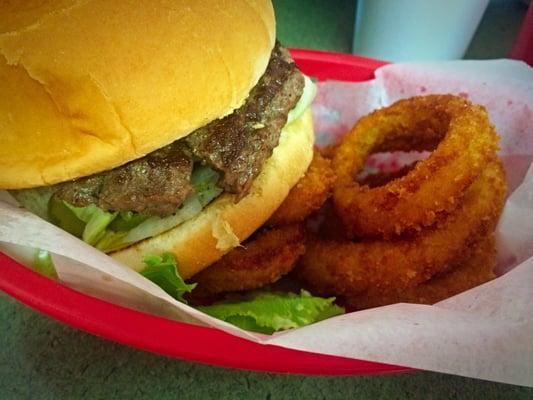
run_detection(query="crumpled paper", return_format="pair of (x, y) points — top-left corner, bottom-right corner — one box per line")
(1, 59), (532, 387)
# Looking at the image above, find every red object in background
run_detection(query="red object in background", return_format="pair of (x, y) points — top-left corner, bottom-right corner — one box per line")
(511, 3), (533, 66)
(0, 49), (408, 375)
(291, 48), (387, 81)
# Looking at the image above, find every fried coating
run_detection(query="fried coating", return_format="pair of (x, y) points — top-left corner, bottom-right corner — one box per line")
(357, 163), (417, 189)
(346, 235), (497, 309)
(192, 224), (306, 296)
(268, 151), (336, 226)
(319, 142), (340, 160)
(332, 95), (500, 239)
(296, 160), (506, 297)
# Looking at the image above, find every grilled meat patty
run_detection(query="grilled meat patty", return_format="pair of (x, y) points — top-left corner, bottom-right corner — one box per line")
(52, 43), (304, 217)
(54, 143), (193, 216)
(185, 44), (304, 195)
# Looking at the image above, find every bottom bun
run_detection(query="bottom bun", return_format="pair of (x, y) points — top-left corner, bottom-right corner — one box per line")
(111, 107), (315, 278)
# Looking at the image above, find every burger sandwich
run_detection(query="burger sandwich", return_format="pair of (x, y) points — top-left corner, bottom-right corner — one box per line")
(1, 0), (316, 275)
(0, 0), (344, 331)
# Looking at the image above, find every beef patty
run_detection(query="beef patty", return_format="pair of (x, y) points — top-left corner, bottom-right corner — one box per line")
(54, 143), (193, 216)
(52, 43), (304, 216)
(185, 44), (304, 195)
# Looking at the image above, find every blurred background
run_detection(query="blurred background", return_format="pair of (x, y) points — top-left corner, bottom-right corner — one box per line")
(273, 0), (530, 62)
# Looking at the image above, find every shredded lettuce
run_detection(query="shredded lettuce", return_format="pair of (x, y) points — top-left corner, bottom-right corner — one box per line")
(33, 249), (57, 279)
(140, 253), (196, 302)
(108, 212), (150, 231)
(48, 196), (86, 238)
(198, 290), (344, 334)
(63, 203), (118, 245)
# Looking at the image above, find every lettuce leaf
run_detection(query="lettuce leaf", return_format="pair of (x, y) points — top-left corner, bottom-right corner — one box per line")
(198, 290), (344, 334)
(48, 196), (86, 238)
(108, 211), (150, 231)
(63, 203), (117, 245)
(140, 253), (196, 302)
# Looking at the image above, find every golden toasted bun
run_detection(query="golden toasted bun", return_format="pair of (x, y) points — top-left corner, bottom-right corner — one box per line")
(111, 108), (314, 279)
(0, 0), (275, 189)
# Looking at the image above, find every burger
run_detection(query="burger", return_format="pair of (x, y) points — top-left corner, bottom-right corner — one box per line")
(1, 0), (316, 282)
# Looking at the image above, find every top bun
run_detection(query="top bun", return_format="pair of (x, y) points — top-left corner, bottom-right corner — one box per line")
(0, 0), (275, 189)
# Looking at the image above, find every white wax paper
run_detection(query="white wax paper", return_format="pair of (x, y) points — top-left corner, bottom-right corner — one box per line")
(1, 59), (532, 387)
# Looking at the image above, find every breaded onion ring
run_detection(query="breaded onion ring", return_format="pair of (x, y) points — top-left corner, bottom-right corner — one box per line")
(358, 162), (417, 189)
(333, 95), (500, 238)
(346, 235), (496, 310)
(296, 160), (506, 297)
(191, 224), (306, 296)
(268, 151), (335, 226)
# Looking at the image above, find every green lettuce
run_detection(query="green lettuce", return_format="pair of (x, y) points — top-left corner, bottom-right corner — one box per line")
(63, 202), (118, 245)
(198, 290), (344, 334)
(140, 253), (196, 302)
(48, 196), (87, 238)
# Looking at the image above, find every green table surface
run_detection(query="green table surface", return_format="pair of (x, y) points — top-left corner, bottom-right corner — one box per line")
(1, 1), (532, 398)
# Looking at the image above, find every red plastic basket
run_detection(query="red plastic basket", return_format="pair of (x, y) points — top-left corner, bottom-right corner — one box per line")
(0, 49), (408, 375)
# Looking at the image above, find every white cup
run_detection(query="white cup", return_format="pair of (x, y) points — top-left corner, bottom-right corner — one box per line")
(353, 0), (490, 61)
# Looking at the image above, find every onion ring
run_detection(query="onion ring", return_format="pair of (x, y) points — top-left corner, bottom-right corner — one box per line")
(268, 151), (335, 227)
(332, 95), (500, 238)
(346, 235), (496, 310)
(357, 162), (417, 189)
(296, 160), (506, 297)
(191, 224), (305, 297)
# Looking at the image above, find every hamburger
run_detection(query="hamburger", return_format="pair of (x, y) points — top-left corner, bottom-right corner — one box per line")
(1, 0), (316, 281)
